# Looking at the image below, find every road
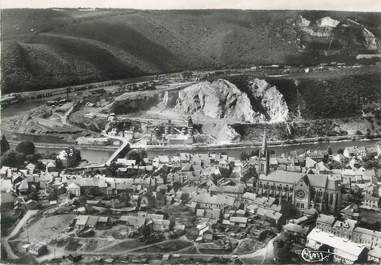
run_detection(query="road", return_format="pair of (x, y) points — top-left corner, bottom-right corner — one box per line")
(62, 104), (75, 126)
(1, 210), (39, 260)
(239, 234), (280, 264)
(39, 235), (278, 264)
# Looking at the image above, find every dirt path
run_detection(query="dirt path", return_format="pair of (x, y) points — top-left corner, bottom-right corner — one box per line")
(239, 233), (280, 264)
(1, 210), (39, 260)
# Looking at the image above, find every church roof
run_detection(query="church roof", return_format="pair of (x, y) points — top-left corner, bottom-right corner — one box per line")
(259, 170), (302, 184)
(259, 170), (332, 189)
(307, 174), (328, 188)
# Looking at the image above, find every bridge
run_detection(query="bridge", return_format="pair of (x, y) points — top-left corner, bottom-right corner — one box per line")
(102, 132), (130, 166)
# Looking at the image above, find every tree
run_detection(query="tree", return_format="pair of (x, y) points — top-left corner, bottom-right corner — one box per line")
(55, 159), (64, 171)
(0, 150), (25, 168)
(126, 149), (147, 165)
(1, 135), (10, 154)
(48, 190), (58, 201)
(241, 164), (257, 184)
(327, 146), (333, 155)
(280, 200), (298, 220)
(180, 192), (190, 205)
(273, 233), (292, 263)
(16, 141), (35, 156)
(106, 161), (118, 177)
(36, 161), (46, 171)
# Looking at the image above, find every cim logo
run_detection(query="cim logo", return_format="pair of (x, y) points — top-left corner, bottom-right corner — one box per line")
(295, 248), (334, 263)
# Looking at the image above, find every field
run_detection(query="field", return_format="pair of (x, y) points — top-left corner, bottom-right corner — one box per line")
(15, 214), (75, 242)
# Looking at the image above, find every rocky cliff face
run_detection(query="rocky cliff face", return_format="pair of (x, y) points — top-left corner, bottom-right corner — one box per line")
(173, 78), (288, 123)
(248, 78), (289, 123)
(175, 79), (255, 122)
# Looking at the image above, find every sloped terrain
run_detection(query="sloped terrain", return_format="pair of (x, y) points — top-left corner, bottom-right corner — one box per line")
(173, 79), (288, 123)
(107, 78), (288, 124)
(1, 9), (381, 93)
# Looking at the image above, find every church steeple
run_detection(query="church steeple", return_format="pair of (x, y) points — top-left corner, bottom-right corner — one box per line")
(261, 129), (267, 156)
(261, 129), (269, 175)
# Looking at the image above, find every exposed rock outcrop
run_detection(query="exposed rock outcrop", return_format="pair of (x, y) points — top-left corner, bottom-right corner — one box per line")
(174, 79), (256, 122)
(173, 78), (289, 123)
(248, 78), (289, 123)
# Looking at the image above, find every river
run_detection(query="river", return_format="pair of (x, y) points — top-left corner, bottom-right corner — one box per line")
(26, 138), (379, 165)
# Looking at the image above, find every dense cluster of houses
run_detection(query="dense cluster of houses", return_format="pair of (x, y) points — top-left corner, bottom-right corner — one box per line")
(1, 137), (381, 263)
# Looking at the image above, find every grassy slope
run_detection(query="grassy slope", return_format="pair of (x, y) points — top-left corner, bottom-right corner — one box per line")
(1, 9), (381, 93)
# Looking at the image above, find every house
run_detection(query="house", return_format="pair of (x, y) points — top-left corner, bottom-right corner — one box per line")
(368, 248), (381, 264)
(196, 208), (205, 217)
(17, 179), (29, 194)
(256, 207), (285, 225)
(344, 146), (367, 159)
(193, 193), (236, 210)
(331, 219), (357, 239)
(242, 192), (256, 203)
(67, 182), (81, 197)
(75, 215), (89, 229)
(209, 185), (245, 197)
(283, 223), (307, 237)
(151, 219), (171, 232)
(28, 241), (48, 256)
(42, 160), (57, 172)
(202, 229), (214, 242)
(158, 156), (170, 164)
(308, 151), (327, 162)
(204, 208), (221, 220)
(229, 216), (248, 228)
(97, 216), (110, 227)
(25, 163), (36, 174)
(316, 162), (330, 173)
(362, 195), (380, 209)
(316, 214), (336, 232)
(352, 227), (381, 249)
(306, 228), (368, 264)
(87, 216), (99, 228)
(0, 166), (11, 178)
(180, 153), (191, 162)
(116, 159), (136, 167)
(120, 215), (146, 229)
(1, 179), (13, 193)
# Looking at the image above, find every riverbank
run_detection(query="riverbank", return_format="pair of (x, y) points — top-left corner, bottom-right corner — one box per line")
(144, 135), (381, 152)
(7, 135), (381, 165)
(9, 134), (381, 154)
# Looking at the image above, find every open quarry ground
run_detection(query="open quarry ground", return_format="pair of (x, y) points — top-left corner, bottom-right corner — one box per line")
(2, 66), (381, 147)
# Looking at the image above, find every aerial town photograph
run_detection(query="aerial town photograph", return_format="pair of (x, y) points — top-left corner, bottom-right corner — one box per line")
(0, 0), (381, 264)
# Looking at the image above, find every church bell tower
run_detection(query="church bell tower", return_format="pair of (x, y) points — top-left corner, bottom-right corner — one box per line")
(258, 129), (270, 175)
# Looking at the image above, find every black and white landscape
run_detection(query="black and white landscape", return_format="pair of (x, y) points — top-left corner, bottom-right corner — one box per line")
(1, 5), (381, 265)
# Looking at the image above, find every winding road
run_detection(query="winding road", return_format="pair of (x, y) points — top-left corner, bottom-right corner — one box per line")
(1, 210), (39, 260)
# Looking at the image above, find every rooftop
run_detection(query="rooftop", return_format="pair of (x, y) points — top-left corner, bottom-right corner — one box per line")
(307, 228), (365, 260)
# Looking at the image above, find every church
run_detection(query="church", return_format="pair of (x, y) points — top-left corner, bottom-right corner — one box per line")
(255, 131), (342, 213)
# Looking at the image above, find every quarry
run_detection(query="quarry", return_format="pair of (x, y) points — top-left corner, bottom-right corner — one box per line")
(2, 64), (380, 151)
